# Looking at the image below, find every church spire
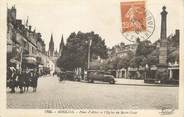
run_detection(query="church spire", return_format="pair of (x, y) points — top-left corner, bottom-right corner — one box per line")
(49, 33), (54, 56)
(59, 35), (64, 56)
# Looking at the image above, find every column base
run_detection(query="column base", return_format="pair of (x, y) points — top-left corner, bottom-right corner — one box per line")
(156, 64), (169, 83)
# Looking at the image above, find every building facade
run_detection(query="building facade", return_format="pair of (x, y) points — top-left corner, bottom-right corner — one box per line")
(7, 6), (47, 74)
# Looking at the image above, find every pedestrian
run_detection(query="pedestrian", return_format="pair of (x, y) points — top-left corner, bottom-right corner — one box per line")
(18, 71), (25, 93)
(7, 67), (12, 88)
(29, 71), (34, 90)
(32, 69), (39, 92)
(14, 70), (20, 91)
(24, 70), (30, 92)
(9, 68), (16, 93)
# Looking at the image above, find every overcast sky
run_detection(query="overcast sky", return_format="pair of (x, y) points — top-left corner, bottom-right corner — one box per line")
(8, 0), (182, 51)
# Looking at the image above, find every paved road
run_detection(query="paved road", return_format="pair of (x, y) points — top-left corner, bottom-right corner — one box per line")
(7, 75), (178, 109)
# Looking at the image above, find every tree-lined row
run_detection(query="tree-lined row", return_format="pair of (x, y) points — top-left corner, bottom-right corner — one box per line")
(56, 31), (179, 71)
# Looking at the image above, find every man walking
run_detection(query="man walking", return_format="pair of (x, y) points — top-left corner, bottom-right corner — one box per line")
(32, 69), (39, 92)
(9, 67), (16, 93)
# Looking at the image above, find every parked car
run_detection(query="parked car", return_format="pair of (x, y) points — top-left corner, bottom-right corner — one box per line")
(65, 71), (75, 81)
(74, 75), (81, 82)
(58, 72), (66, 81)
(87, 71), (115, 84)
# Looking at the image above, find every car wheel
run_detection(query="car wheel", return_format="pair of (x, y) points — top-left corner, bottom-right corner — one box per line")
(77, 78), (80, 82)
(88, 79), (94, 83)
(109, 80), (115, 84)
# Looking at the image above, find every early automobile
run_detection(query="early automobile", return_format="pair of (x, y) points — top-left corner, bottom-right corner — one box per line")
(65, 71), (75, 81)
(87, 70), (115, 84)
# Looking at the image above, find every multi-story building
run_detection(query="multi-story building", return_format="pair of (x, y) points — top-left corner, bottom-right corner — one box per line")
(115, 43), (138, 57)
(108, 42), (138, 60)
(7, 6), (47, 74)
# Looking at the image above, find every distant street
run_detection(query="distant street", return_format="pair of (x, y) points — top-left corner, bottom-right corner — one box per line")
(7, 75), (178, 109)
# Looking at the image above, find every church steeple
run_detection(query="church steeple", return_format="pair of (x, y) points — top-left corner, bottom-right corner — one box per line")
(59, 35), (64, 56)
(49, 34), (54, 56)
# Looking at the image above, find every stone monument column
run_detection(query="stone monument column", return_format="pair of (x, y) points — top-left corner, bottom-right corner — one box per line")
(159, 6), (168, 65)
(157, 6), (169, 82)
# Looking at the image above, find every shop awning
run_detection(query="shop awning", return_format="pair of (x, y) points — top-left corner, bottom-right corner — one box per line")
(10, 58), (20, 64)
(23, 56), (37, 65)
(128, 67), (138, 71)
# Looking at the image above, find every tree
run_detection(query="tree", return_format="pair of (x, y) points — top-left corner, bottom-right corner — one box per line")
(56, 31), (108, 71)
(129, 55), (146, 68)
(146, 48), (159, 65)
(135, 40), (154, 57)
(99, 50), (134, 71)
(131, 39), (157, 67)
(117, 51), (134, 69)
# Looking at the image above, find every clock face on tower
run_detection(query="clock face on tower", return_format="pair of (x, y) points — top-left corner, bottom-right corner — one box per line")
(122, 10), (155, 42)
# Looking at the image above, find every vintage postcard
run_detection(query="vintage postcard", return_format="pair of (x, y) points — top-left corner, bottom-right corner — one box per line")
(0, 0), (184, 117)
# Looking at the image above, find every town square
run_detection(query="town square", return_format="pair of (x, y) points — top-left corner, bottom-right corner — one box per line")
(6, 0), (180, 110)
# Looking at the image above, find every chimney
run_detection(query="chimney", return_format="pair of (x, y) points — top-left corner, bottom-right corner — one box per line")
(175, 29), (179, 40)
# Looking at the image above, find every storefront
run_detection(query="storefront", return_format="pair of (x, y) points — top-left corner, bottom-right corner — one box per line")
(7, 45), (22, 71)
(138, 66), (145, 79)
(22, 56), (37, 72)
(115, 68), (126, 78)
(148, 65), (157, 79)
(127, 67), (138, 79)
(8, 58), (21, 70)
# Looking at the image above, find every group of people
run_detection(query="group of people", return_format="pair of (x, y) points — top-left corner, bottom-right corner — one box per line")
(7, 67), (39, 93)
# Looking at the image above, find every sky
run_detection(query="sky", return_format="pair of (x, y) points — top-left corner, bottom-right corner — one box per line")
(7, 0), (183, 51)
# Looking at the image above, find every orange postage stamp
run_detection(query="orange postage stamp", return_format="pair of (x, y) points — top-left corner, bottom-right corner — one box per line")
(121, 1), (146, 32)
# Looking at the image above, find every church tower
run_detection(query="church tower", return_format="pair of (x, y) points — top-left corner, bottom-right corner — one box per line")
(59, 35), (64, 56)
(8, 5), (17, 23)
(49, 34), (54, 57)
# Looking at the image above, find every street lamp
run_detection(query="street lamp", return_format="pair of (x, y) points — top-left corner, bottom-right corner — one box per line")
(87, 37), (92, 70)
(86, 37), (92, 81)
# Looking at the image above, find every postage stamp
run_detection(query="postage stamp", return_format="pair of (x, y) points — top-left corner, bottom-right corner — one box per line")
(121, 1), (146, 32)
(120, 1), (155, 42)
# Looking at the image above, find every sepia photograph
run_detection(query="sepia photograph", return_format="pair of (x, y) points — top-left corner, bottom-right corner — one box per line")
(1, 0), (184, 116)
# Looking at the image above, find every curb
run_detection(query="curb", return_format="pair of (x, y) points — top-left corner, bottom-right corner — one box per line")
(115, 83), (179, 87)
(79, 80), (178, 87)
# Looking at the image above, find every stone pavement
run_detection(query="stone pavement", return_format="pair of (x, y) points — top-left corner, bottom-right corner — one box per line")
(7, 75), (178, 109)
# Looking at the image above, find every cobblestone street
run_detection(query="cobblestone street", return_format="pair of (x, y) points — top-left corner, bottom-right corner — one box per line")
(7, 75), (178, 109)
